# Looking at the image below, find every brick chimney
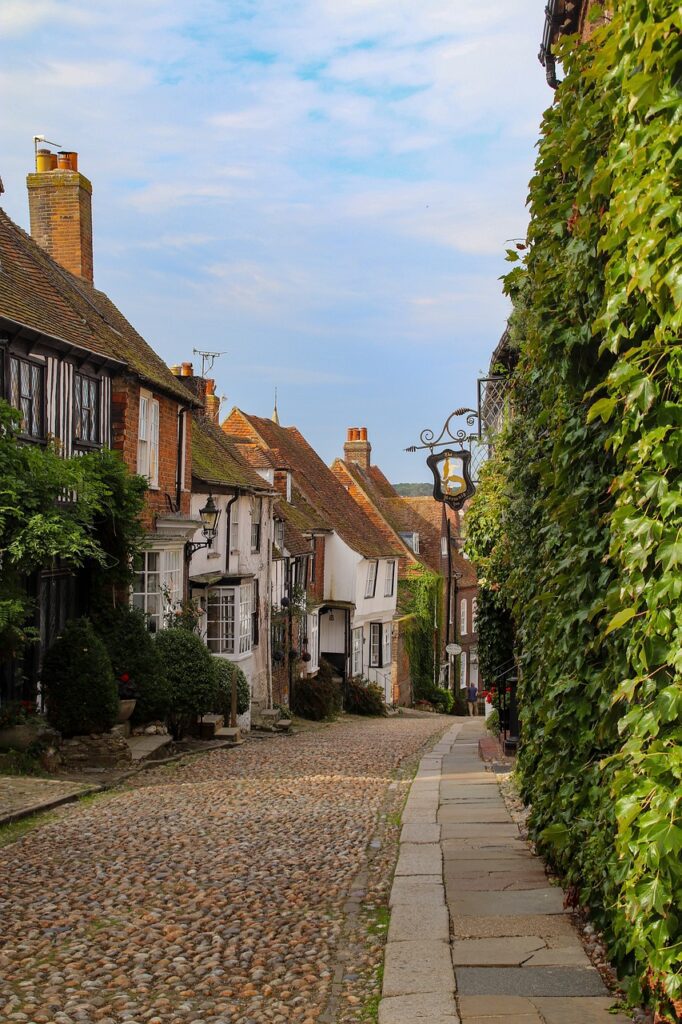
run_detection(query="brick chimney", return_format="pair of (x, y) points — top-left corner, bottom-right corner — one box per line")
(170, 363), (220, 423)
(27, 150), (94, 283)
(343, 426), (371, 470)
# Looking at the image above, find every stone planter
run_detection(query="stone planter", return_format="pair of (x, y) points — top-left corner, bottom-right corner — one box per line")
(116, 699), (137, 725)
(0, 723), (41, 752)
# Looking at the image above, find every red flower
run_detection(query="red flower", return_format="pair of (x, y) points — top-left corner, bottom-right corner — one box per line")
(120, 673), (130, 683)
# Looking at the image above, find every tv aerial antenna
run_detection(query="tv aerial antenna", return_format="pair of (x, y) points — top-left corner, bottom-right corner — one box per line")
(193, 348), (226, 378)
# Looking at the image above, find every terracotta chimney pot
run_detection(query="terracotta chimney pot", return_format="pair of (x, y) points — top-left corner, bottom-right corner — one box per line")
(180, 362), (193, 377)
(359, 427), (368, 441)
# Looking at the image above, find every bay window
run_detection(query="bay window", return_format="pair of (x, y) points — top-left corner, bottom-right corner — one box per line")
(206, 583), (254, 656)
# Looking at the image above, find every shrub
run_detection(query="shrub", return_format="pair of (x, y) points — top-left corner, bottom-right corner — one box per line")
(211, 658), (250, 718)
(430, 687), (454, 715)
(346, 679), (387, 716)
(486, 708), (500, 735)
(153, 627), (215, 739)
(95, 607), (170, 725)
(42, 619), (119, 738)
(292, 676), (342, 721)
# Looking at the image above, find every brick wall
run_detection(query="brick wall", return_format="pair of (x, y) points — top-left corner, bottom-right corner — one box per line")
(391, 620), (412, 706)
(111, 375), (190, 531)
(26, 171), (94, 283)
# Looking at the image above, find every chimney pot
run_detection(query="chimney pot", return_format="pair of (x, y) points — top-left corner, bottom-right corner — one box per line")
(35, 149), (52, 173)
(180, 362), (193, 377)
(205, 378), (216, 396)
(57, 151), (78, 172)
(359, 427), (368, 441)
(170, 364), (182, 377)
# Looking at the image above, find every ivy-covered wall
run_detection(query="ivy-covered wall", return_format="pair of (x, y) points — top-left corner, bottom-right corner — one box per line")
(466, 3), (681, 1017)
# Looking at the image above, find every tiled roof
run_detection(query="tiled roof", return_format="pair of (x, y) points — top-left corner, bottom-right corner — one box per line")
(273, 502), (311, 558)
(0, 208), (196, 405)
(223, 410), (401, 559)
(192, 416), (273, 491)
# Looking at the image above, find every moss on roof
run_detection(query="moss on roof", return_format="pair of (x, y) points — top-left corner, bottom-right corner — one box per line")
(192, 416), (273, 490)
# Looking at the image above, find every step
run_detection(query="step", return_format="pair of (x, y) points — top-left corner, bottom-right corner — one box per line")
(126, 734), (173, 762)
(260, 708), (280, 721)
(198, 714), (224, 739)
(215, 727), (243, 744)
(275, 719), (292, 732)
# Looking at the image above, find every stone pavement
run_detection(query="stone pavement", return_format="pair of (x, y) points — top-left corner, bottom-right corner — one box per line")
(0, 775), (96, 824)
(380, 719), (633, 1024)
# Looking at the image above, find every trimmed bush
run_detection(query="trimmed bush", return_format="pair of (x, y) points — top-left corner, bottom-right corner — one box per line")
(211, 658), (250, 718)
(153, 627), (215, 739)
(429, 687), (454, 715)
(292, 676), (342, 721)
(95, 607), (169, 725)
(42, 619), (119, 738)
(346, 679), (387, 716)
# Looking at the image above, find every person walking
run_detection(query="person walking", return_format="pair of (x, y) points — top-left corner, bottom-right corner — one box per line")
(466, 682), (478, 716)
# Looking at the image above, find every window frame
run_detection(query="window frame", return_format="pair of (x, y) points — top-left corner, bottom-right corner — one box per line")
(382, 622), (392, 667)
(384, 560), (396, 598)
(352, 626), (364, 677)
(132, 548), (182, 633)
(460, 598), (468, 637)
(364, 560), (378, 599)
(251, 578), (259, 647)
(230, 499), (240, 552)
(137, 390), (160, 489)
(73, 371), (100, 446)
(206, 587), (237, 654)
(369, 621), (382, 668)
(9, 353), (45, 441)
(308, 612), (320, 672)
(251, 497), (262, 552)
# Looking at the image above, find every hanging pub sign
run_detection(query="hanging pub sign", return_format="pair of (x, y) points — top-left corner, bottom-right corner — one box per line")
(426, 448), (475, 511)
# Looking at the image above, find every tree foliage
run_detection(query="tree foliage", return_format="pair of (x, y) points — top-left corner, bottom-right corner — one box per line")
(466, 5), (681, 1015)
(41, 618), (119, 737)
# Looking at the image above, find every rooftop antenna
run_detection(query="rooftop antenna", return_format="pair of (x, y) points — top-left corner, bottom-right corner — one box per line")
(192, 348), (226, 378)
(33, 135), (61, 166)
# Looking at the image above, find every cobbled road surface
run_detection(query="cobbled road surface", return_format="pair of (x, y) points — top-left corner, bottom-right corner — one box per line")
(0, 716), (446, 1024)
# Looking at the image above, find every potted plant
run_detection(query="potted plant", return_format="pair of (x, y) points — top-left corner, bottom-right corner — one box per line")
(116, 673), (138, 724)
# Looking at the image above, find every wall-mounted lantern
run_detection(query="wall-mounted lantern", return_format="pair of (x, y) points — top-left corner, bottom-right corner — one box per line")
(185, 494), (221, 560)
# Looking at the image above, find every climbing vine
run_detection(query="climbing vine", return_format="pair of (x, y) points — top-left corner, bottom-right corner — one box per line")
(466, 3), (681, 1017)
(399, 568), (442, 702)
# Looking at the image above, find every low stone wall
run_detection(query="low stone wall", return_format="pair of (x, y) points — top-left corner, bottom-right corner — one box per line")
(59, 732), (132, 771)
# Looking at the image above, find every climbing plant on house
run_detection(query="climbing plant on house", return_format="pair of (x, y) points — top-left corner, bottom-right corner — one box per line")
(466, 4), (681, 1017)
(399, 568), (442, 702)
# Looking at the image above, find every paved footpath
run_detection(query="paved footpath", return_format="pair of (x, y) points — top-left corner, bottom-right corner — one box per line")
(0, 715), (447, 1024)
(380, 718), (633, 1024)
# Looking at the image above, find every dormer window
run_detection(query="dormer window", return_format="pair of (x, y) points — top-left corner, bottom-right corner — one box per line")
(400, 531), (420, 554)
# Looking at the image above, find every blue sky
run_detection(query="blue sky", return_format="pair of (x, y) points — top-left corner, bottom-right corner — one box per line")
(0, 0), (550, 481)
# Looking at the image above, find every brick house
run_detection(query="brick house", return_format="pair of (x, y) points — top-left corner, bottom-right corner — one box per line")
(331, 429), (478, 702)
(539, 0), (610, 87)
(223, 410), (403, 702)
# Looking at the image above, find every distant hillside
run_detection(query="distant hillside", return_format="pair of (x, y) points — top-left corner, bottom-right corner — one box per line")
(393, 482), (433, 497)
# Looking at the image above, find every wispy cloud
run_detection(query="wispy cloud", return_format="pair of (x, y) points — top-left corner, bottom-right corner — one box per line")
(0, 0), (548, 478)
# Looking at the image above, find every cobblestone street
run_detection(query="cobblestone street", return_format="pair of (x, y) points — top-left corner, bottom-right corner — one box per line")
(0, 716), (447, 1024)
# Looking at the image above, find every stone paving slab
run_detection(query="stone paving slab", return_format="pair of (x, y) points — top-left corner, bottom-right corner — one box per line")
(446, 870), (550, 892)
(451, 938), (590, 967)
(450, 888), (567, 917)
(452, 913), (579, 941)
(444, 858), (546, 877)
(389, 903), (450, 943)
(0, 775), (96, 824)
(437, 805), (513, 823)
(456, 966), (607, 997)
(383, 940), (455, 997)
(395, 842), (442, 876)
(400, 823), (441, 844)
(532, 997), (633, 1023)
(438, 839), (528, 856)
(390, 876), (445, 907)
(379, 992), (460, 1024)
(440, 788), (503, 802)
(438, 818), (520, 835)
(459, 995), (631, 1024)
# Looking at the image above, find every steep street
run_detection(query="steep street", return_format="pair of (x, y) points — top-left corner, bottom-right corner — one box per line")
(0, 716), (447, 1024)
